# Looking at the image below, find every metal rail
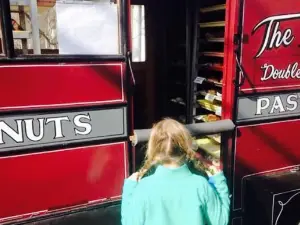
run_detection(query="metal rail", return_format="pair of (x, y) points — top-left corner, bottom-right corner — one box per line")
(130, 119), (235, 146)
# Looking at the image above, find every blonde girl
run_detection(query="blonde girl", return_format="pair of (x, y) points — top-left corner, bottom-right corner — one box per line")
(121, 118), (230, 225)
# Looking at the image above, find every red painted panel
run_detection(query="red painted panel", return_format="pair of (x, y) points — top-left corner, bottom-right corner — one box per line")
(0, 63), (125, 111)
(222, 0), (239, 120)
(233, 120), (300, 209)
(240, 0), (300, 93)
(0, 142), (127, 220)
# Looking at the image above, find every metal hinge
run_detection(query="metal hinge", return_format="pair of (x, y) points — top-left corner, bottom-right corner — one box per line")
(234, 50), (246, 87)
(127, 51), (136, 86)
(234, 33), (249, 45)
(234, 34), (240, 45)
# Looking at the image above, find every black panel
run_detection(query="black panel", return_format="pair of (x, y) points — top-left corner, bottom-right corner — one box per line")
(12, 204), (121, 225)
(244, 170), (300, 225)
(232, 217), (242, 225)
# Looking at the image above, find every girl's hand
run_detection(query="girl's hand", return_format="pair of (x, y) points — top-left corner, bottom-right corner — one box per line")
(195, 152), (222, 176)
(206, 161), (222, 177)
(128, 172), (139, 181)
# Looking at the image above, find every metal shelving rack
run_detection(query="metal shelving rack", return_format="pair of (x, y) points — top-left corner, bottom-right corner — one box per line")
(189, 0), (227, 161)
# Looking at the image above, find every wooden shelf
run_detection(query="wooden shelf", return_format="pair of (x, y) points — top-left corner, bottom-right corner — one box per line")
(207, 37), (224, 43)
(196, 63), (223, 72)
(199, 21), (225, 28)
(194, 114), (221, 123)
(209, 63), (223, 72)
(200, 4), (226, 13)
(209, 80), (222, 87)
(194, 76), (223, 87)
(201, 51), (224, 58)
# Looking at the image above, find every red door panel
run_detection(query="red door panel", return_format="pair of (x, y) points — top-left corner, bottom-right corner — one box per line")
(0, 60), (130, 222)
(239, 0), (300, 93)
(0, 142), (128, 221)
(0, 63), (125, 111)
(233, 120), (300, 210)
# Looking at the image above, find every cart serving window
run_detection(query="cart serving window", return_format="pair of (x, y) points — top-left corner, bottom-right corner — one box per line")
(0, 0), (123, 56)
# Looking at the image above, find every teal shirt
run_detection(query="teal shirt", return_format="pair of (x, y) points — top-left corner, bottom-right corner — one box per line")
(121, 164), (230, 225)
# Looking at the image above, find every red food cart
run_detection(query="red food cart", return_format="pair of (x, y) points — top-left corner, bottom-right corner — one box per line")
(0, 0), (299, 224)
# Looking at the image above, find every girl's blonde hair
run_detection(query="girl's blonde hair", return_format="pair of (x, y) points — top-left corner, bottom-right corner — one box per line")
(138, 118), (204, 179)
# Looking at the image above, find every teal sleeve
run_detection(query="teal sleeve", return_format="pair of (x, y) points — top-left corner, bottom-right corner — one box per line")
(121, 179), (145, 225)
(203, 172), (230, 225)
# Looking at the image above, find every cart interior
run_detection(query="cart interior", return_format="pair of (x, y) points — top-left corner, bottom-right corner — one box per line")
(131, 0), (227, 127)
(131, 0), (229, 169)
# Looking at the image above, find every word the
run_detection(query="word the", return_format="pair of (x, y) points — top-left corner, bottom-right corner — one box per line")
(252, 13), (300, 58)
